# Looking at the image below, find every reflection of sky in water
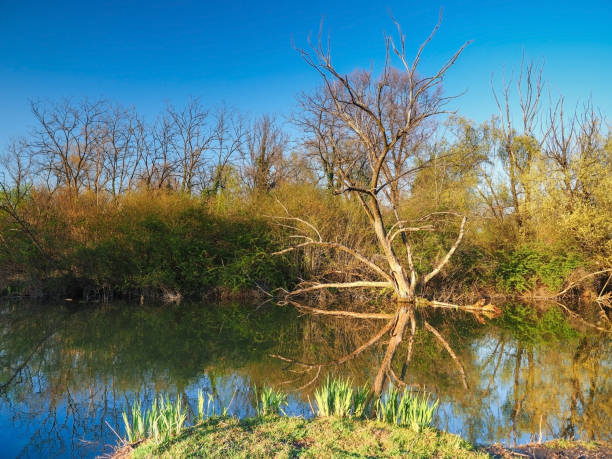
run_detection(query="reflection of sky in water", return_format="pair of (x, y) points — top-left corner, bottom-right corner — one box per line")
(0, 302), (610, 458)
(0, 372), (314, 458)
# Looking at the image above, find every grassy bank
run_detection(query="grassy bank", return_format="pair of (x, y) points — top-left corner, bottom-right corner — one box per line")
(126, 416), (487, 459)
(122, 417), (612, 458)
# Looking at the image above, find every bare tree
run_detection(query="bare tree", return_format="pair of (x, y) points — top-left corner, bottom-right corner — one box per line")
(275, 16), (498, 396)
(30, 99), (107, 195)
(142, 113), (177, 190)
(167, 98), (215, 193)
(491, 57), (546, 227)
(241, 115), (288, 193)
(100, 105), (142, 197)
(205, 106), (245, 195)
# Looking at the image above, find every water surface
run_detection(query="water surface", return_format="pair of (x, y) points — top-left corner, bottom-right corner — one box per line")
(0, 301), (610, 458)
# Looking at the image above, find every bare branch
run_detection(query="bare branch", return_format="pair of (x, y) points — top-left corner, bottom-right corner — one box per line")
(287, 281), (393, 297)
(422, 215), (467, 285)
(273, 239), (393, 283)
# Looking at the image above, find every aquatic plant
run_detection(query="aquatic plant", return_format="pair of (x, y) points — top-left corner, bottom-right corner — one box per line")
(313, 376), (372, 418)
(314, 376), (354, 417)
(122, 400), (147, 443)
(197, 389), (205, 422)
(255, 386), (288, 416)
(352, 384), (371, 419)
(121, 394), (187, 444)
(376, 386), (438, 432)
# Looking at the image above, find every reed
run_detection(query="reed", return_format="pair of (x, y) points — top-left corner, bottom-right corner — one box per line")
(313, 376), (371, 418)
(255, 386), (288, 416)
(376, 387), (438, 432)
(121, 394), (187, 444)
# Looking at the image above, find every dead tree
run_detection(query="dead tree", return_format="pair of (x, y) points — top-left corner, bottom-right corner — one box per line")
(275, 16), (498, 397)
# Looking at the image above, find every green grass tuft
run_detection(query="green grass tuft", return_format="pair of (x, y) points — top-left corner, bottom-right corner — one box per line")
(376, 386), (438, 432)
(255, 386), (288, 416)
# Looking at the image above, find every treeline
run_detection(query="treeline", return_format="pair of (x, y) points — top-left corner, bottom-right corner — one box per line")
(0, 63), (611, 301)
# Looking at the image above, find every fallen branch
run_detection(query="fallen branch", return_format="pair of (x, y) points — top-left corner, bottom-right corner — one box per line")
(416, 297), (501, 322)
(287, 281), (393, 297)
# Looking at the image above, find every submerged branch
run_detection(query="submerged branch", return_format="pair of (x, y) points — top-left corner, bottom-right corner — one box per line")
(555, 302), (611, 334)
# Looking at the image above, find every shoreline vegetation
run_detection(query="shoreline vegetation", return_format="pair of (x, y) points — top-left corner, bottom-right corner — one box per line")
(116, 418), (612, 459)
(0, 187), (610, 306)
(111, 379), (611, 459)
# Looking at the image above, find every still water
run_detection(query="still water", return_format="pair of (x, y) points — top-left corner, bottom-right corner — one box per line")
(0, 301), (610, 458)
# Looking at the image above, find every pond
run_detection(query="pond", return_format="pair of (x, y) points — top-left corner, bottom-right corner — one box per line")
(0, 301), (610, 458)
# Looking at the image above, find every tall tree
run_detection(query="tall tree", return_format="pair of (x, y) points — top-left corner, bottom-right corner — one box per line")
(275, 16), (497, 396)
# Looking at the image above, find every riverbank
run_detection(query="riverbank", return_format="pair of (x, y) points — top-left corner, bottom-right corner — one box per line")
(118, 416), (487, 458)
(115, 416), (612, 458)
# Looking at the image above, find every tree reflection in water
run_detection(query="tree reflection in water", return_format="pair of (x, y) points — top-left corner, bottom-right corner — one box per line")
(0, 301), (609, 457)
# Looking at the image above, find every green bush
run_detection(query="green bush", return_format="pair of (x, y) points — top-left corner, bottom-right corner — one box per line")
(495, 244), (582, 293)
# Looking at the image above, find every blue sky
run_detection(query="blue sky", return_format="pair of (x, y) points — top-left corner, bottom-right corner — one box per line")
(1, 0), (611, 147)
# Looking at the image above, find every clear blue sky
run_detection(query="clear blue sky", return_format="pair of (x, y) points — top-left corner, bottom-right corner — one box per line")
(1, 0), (611, 147)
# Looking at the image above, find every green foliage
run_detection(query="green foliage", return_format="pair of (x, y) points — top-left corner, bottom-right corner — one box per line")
(122, 400), (147, 443)
(255, 386), (288, 416)
(314, 376), (354, 417)
(313, 376), (371, 418)
(375, 387), (439, 432)
(2, 191), (295, 298)
(495, 244), (582, 293)
(121, 394), (187, 444)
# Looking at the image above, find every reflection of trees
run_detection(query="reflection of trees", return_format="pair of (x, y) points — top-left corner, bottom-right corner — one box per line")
(0, 302), (610, 457)
(0, 302), (301, 457)
(467, 305), (612, 445)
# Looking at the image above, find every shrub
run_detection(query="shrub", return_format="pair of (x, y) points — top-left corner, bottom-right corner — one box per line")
(495, 244), (582, 293)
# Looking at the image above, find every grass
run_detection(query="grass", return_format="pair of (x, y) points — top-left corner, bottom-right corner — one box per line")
(122, 378), (438, 452)
(131, 416), (488, 459)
